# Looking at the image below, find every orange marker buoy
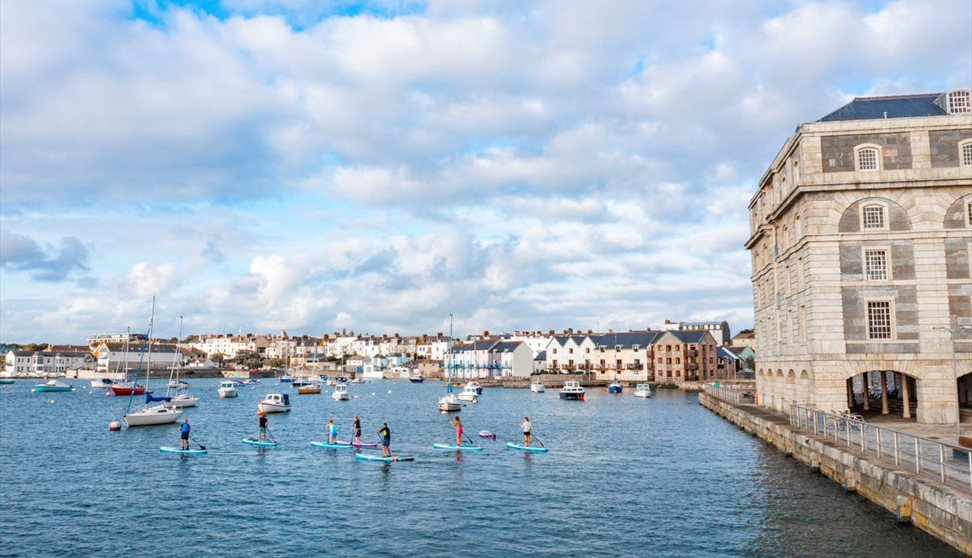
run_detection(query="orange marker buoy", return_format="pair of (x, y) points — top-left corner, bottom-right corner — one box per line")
(108, 421), (122, 431)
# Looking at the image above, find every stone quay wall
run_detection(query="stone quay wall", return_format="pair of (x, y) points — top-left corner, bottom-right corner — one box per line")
(699, 392), (972, 555)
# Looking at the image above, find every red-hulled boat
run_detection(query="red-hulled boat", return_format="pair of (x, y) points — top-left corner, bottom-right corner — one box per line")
(110, 382), (147, 396)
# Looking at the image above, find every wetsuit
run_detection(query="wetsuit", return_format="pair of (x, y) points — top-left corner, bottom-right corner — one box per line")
(379, 425), (391, 447)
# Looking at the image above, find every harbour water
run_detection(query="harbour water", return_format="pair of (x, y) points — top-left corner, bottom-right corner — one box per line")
(0, 379), (960, 557)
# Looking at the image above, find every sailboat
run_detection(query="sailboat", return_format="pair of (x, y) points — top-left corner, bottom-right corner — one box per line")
(437, 365), (461, 412)
(124, 298), (183, 427)
(165, 316), (198, 408)
(110, 331), (146, 396)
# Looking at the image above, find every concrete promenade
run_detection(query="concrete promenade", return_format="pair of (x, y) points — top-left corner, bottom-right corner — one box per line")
(700, 392), (972, 555)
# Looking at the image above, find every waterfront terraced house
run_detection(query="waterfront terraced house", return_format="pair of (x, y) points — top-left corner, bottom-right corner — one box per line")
(747, 89), (972, 424)
(651, 330), (720, 382)
(587, 331), (661, 382)
(94, 342), (183, 372)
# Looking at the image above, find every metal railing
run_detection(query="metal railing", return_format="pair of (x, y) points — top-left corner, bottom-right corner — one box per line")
(705, 384), (756, 406)
(789, 404), (972, 493)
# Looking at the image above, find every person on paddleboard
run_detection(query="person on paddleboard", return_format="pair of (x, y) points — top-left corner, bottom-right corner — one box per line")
(521, 416), (532, 447)
(327, 418), (337, 444)
(258, 410), (268, 441)
(180, 418), (191, 450)
(451, 416), (463, 446)
(378, 422), (391, 457)
(352, 416), (362, 445)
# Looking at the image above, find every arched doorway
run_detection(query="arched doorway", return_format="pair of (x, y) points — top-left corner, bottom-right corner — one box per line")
(844, 370), (918, 420)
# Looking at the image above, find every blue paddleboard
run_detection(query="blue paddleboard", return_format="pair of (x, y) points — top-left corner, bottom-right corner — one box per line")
(432, 443), (483, 451)
(159, 446), (207, 455)
(310, 441), (354, 449)
(241, 437), (278, 447)
(506, 442), (548, 453)
(355, 453), (414, 462)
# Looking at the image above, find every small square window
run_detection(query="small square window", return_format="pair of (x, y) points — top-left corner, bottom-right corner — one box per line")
(864, 249), (888, 281)
(857, 148), (879, 171)
(962, 143), (972, 167)
(862, 205), (885, 229)
(948, 90), (971, 113)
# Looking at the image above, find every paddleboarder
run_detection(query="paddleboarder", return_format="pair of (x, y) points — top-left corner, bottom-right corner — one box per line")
(521, 416), (532, 447)
(378, 422), (391, 457)
(327, 418), (337, 444)
(451, 416), (464, 447)
(352, 416), (362, 445)
(258, 410), (268, 441)
(180, 418), (191, 450)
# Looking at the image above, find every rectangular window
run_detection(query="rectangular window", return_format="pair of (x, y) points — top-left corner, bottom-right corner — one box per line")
(948, 90), (971, 113)
(865, 249), (888, 281)
(857, 148), (878, 171)
(863, 205), (885, 229)
(867, 301), (892, 340)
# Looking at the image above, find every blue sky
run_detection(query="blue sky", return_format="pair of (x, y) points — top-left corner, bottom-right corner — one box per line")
(1, 0), (970, 343)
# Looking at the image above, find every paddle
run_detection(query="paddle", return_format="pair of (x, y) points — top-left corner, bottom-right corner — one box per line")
(265, 426), (278, 444)
(189, 436), (207, 450)
(532, 435), (546, 448)
(462, 432), (477, 446)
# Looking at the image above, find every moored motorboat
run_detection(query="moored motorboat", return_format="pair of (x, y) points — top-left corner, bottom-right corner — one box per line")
(34, 380), (71, 392)
(279, 375), (293, 383)
(258, 393), (291, 413)
(91, 378), (116, 389)
(297, 383), (322, 395)
(457, 384), (479, 403)
(0, 379), (14, 385)
(559, 381), (585, 401)
(608, 379), (623, 394)
(634, 384), (653, 398)
(332, 383), (350, 401)
(437, 392), (462, 412)
(530, 380), (545, 393)
(466, 381), (483, 395)
(166, 393), (200, 408)
(217, 381), (239, 398)
(408, 375), (424, 383)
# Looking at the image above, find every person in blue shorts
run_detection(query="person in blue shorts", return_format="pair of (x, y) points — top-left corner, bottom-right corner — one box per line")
(327, 418), (337, 444)
(180, 418), (190, 450)
(378, 422), (391, 457)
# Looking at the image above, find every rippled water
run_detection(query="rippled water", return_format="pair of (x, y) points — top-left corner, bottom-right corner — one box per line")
(0, 379), (959, 557)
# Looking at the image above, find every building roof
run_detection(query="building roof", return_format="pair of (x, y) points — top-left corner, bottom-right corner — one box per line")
(718, 346), (740, 360)
(490, 341), (522, 353)
(534, 350), (546, 361)
(818, 93), (945, 122)
(591, 331), (662, 348)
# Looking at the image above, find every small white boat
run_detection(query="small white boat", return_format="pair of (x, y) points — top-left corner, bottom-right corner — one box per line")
(465, 381), (483, 395)
(34, 379), (71, 392)
(559, 381), (585, 401)
(437, 392), (462, 412)
(124, 404), (183, 426)
(332, 383), (350, 401)
(258, 393), (291, 413)
(167, 380), (189, 389)
(457, 384), (479, 403)
(217, 381), (238, 398)
(91, 378), (116, 389)
(634, 384), (653, 398)
(530, 381), (545, 393)
(166, 393), (200, 408)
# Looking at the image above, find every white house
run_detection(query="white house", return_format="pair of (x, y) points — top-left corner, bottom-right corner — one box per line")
(95, 342), (184, 373)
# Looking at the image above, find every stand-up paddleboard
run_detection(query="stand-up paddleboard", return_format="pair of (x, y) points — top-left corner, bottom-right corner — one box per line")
(310, 441), (354, 449)
(478, 430), (497, 439)
(159, 446), (207, 455)
(432, 443), (483, 451)
(241, 437), (278, 447)
(334, 440), (379, 448)
(506, 442), (548, 453)
(355, 453), (414, 462)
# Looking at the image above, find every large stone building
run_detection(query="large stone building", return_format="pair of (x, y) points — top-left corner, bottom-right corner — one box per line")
(747, 89), (972, 424)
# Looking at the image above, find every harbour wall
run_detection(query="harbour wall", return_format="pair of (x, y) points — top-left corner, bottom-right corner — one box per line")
(699, 392), (972, 555)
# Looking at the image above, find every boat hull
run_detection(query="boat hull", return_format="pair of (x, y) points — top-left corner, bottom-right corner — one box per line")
(506, 442), (549, 453)
(457, 393), (478, 403)
(166, 395), (199, 408)
(111, 386), (146, 396)
(35, 385), (71, 392)
(530, 384), (545, 393)
(297, 386), (322, 395)
(608, 385), (623, 394)
(124, 406), (183, 426)
(559, 392), (585, 400)
(218, 388), (238, 398)
(258, 402), (291, 413)
(408, 377), (424, 383)
(332, 393), (350, 401)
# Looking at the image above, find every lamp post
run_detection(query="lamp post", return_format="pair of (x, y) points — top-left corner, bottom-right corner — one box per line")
(934, 325), (972, 438)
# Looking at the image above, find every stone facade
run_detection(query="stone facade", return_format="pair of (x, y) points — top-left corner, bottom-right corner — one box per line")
(746, 90), (972, 424)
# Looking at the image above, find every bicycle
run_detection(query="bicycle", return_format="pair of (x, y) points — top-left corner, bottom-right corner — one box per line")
(835, 409), (865, 432)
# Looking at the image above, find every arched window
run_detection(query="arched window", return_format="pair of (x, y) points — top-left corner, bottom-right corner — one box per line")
(855, 145), (880, 172)
(960, 140), (972, 167)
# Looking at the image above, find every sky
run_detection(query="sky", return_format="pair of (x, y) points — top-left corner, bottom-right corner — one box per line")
(1, 0), (970, 343)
